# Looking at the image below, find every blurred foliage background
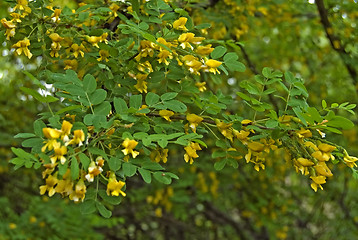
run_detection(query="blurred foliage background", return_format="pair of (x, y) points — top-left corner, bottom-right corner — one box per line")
(1, 0), (358, 239)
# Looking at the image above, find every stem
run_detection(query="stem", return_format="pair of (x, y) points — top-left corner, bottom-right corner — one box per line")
(202, 122), (220, 140)
(85, 92), (94, 114)
(284, 84), (292, 112)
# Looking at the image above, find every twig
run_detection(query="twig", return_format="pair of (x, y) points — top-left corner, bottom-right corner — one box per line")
(315, 0), (358, 87)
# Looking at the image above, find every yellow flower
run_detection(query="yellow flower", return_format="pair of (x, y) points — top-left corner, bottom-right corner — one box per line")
(296, 128), (312, 139)
(12, 38), (32, 59)
(173, 17), (188, 31)
(14, 0), (32, 15)
(69, 179), (86, 202)
(97, 49), (109, 62)
(245, 142), (266, 171)
(196, 44), (214, 55)
(64, 59), (78, 70)
(205, 59), (222, 74)
(67, 129), (85, 146)
(233, 129), (250, 145)
(296, 157), (314, 167)
(135, 40), (156, 61)
(195, 82), (206, 92)
(109, 3), (120, 17)
(49, 33), (64, 58)
(159, 109), (174, 122)
(1, 18), (16, 40)
(50, 144), (67, 164)
(70, 43), (85, 58)
(55, 179), (74, 197)
(122, 138), (139, 158)
(311, 143), (336, 162)
(85, 160), (103, 182)
(61, 120), (73, 142)
(150, 148), (169, 163)
(216, 120), (233, 141)
(182, 55), (203, 75)
(107, 172), (126, 197)
(343, 150), (358, 168)
(43, 128), (61, 139)
(51, 8), (62, 22)
(157, 49), (173, 65)
(248, 141), (265, 152)
(40, 174), (58, 197)
(42, 127), (61, 152)
(310, 176), (326, 192)
(314, 162), (333, 177)
(87, 36), (101, 48)
(10, 13), (22, 23)
(178, 33), (205, 50)
(186, 113), (203, 133)
(137, 61), (153, 73)
(184, 142), (202, 164)
(134, 73), (148, 93)
(157, 37), (174, 49)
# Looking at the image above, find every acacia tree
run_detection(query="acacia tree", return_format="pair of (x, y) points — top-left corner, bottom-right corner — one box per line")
(1, 0), (358, 239)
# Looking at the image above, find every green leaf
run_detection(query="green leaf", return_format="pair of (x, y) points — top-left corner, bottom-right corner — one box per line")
(216, 139), (229, 149)
(10, 157), (25, 167)
(262, 67), (272, 78)
(142, 162), (164, 171)
(153, 172), (172, 184)
(96, 202), (112, 218)
(161, 92), (178, 101)
(148, 71), (165, 83)
(14, 133), (36, 139)
(265, 119), (278, 128)
(22, 138), (43, 148)
(58, 161), (69, 177)
(122, 162), (137, 177)
(236, 92), (251, 101)
(211, 46), (227, 59)
(145, 92), (160, 106)
(306, 107), (323, 123)
(20, 87), (58, 103)
(130, 95), (142, 109)
(11, 147), (36, 160)
(326, 116), (354, 130)
(56, 105), (82, 115)
(214, 159), (227, 171)
(79, 153), (90, 170)
(90, 89), (107, 105)
(23, 71), (45, 89)
(224, 61), (246, 72)
(83, 74), (97, 93)
(292, 107), (307, 126)
(108, 157), (122, 171)
(94, 101), (111, 116)
(98, 190), (122, 205)
(165, 172), (179, 180)
(65, 70), (83, 86)
(80, 200), (97, 214)
(71, 157), (80, 180)
(164, 100), (187, 112)
(114, 97), (128, 113)
(138, 168), (152, 183)
(212, 151), (227, 158)
(223, 52), (239, 62)
(284, 71), (295, 84)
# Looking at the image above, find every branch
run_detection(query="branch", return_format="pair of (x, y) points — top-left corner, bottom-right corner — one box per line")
(237, 44), (279, 113)
(315, 0), (358, 87)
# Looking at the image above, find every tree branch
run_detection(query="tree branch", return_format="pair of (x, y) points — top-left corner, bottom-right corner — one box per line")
(315, 0), (358, 87)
